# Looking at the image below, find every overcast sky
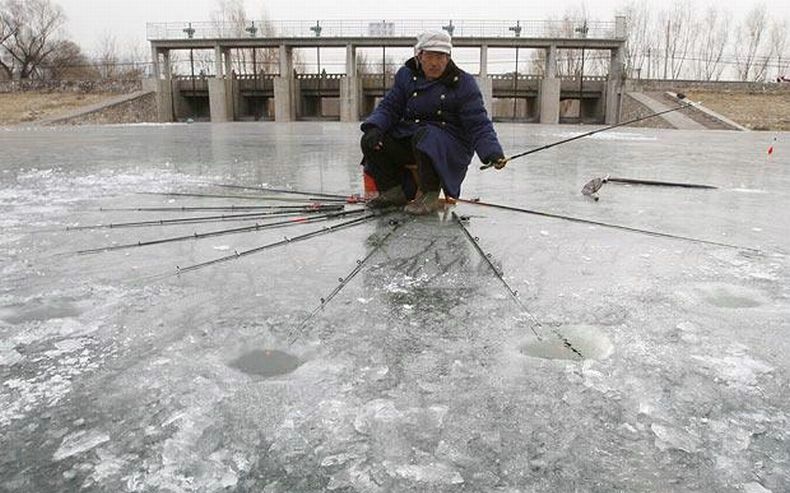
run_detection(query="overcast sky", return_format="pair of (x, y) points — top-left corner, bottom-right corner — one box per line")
(58, 0), (790, 55)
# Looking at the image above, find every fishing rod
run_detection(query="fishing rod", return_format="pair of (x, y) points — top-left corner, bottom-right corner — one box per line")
(173, 213), (379, 275)
(481, 96), (699, 170)
(452, 211), (584, 360)
(597, 176), (717, 189)
(287, 218), (405, 345)
(455, 198), (760, 252)
(581, 175), (717, 201)
(208, 183), (360, 202)
(64, 206), (344, 231)
(138, 192), (347, 203)
(97, 204), (339, 212)
(75, 209), (367, 255)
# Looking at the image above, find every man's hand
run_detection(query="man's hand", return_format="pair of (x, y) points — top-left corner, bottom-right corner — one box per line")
(484, 154), (508, 170)
(361, 127), (384, 152)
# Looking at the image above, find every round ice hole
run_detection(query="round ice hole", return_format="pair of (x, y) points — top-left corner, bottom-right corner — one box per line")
(520, 325), (613, 361)
(230, 349), (301, 377)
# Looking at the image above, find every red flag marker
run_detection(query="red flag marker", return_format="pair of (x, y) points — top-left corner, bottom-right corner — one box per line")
(768, 136), (777, 158)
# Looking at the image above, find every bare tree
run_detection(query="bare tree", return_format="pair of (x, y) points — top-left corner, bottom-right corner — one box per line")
(93, 30), (119, 79)
(119, 41), (148, 79)
(0, 5), (16, 44)
(554, 6), (590, 77)
(619, 0), (654, 78)
(695, 5), (730, 81)
(658, 0), (699, 79)
(735, 3), (772, 81)
(208, 0), (280, 76)
(529, 5), (602, 78)
(0, 4), (18, 78)
(769, 18), (788, 80)
(0, 0), (66, 79)
(46, 39), (93, 79)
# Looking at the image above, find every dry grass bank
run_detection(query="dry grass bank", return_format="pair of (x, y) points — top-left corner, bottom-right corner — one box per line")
(0, 92), (116, 125)
(684, 90), (790, 131)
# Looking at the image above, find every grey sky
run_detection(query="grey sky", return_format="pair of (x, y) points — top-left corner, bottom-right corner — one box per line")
(58, 0), (790, 55)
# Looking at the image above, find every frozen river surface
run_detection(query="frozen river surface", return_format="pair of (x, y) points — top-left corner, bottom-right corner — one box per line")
(1, 122), (789, 492)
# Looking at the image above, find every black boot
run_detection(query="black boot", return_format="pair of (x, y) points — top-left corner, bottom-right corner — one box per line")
(366, 186), (408, 209)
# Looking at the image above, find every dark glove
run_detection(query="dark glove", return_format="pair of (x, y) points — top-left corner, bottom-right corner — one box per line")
(483, 153), (508, 170)
(361, 127), (384, 152)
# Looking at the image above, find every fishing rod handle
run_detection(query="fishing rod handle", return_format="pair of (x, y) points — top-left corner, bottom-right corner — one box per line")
(479, 157), (511, 171)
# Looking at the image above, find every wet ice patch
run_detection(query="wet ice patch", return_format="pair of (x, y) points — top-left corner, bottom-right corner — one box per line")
(520, 324), (613, 361)
(0, 299), (81, 324)
(677, 282), (768, 309)
(728, 188), (768, 194)
(229, 349), (301, 377)
(549, 131), (656, 142)
(702, 285), (764, 308)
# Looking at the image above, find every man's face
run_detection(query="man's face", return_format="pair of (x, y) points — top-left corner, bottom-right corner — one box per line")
(418, 50), (450, 80)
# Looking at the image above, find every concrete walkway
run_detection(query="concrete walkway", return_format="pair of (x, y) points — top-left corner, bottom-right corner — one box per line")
(627, 92), (706, 130)
(664, 91), (749, 131)
(35, 90), (153, 125)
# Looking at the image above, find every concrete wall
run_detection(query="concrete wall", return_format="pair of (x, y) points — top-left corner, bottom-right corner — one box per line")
(208, 78), (232, 122)
(539, 79), (561, 124)
(143, 78), (174, 122)
(475, 76), (494, 118)
(620, 93), (674, 129)
(340, 77), (361, 122)
(627, 79), (790, 94)
(47, 93), (158, 126)
(0, 79), (142, 94)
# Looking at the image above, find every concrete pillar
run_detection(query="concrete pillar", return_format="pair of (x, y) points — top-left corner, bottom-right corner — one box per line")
(223, 48), (233, 79)
(208, 46), (233, 122)
(475, 45), (493, 115)
(142, 78), (174, 122)
(222, 48), (236, 121)
(162, 50), (171, 80)
(605, 47), (624, 124)
(615, 15), (627, 39)
(475, 77), (494, 116)
(151, 47), (160, 79)
(275, 44), (297, 122)
(208, 78), (231, 122)
(539, 45), (560, 124)
(214, 45), (223, 78)
(340, 44), (360, 122)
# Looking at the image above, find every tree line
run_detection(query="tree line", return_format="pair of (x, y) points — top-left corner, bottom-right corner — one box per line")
(0, 0), (145, 80)
(1, 0), (788, 82)
(620, 0), (788, 81)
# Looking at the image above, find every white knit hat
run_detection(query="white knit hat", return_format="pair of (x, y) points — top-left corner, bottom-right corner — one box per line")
(414, 31), (452, 55)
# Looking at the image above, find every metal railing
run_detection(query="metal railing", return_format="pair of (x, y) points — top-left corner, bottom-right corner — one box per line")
(147, 19), (623, 41)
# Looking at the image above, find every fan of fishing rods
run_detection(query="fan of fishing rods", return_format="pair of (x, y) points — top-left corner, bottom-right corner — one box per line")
(65, 96), (759, 355)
